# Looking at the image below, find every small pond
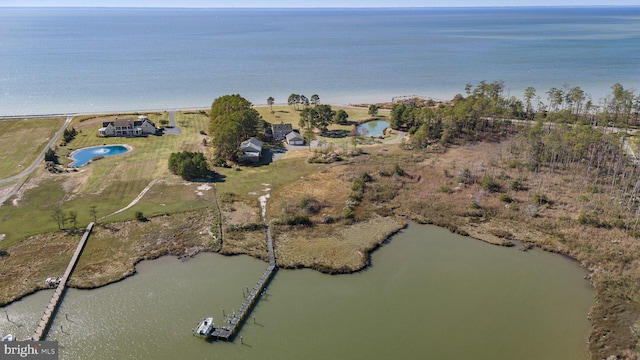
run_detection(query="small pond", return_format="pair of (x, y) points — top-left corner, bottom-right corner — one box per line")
(357, 120), (390, 137)
(70, 145), (130, 167)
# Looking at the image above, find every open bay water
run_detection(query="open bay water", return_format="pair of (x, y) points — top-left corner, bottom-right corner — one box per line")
(1, 225), (593, 359)
(0, 7), (639, 116)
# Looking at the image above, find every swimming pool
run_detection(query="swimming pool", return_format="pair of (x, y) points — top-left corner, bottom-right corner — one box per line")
(70, 145), (130, 167)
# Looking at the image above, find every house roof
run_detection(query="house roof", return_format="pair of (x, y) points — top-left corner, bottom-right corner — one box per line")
(272, 123), (293, 132)
(241, 137), (263, 152)
(137, 119), (156, 127)
(102, 118), (156, 128)
(114, 119), (135, 128)
(285, 131), (304, 141)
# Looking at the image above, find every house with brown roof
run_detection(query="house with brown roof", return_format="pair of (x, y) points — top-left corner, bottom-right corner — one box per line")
(98, 116), (158, 137)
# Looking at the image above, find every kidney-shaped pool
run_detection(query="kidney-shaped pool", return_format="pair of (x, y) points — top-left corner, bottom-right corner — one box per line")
(69, 145), (130, 167)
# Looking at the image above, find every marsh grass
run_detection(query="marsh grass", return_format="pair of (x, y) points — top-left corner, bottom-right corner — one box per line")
(70, 208), (216, 289)
(272, 216), (405, 273)
(0, 207), (217, 305)
(0, 230), (78, 305)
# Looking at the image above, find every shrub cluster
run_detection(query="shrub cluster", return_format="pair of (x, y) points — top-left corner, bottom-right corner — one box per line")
(344, 172), (373, 217)
(284, 215), (313, 226)
(480, 175), (501, 192)
(227, 223), (267, 232)
(63, 127), (78, 143)
(44, 148), (58, 163)
(168, 151), (211, 180)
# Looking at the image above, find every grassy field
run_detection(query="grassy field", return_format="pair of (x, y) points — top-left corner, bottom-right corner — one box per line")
(216, 157), (320, 196)
(0, 112), (212, 246)
(0, 117), (66, 178)
(4, 107), (640, 358)
(1, 107), (372, 245)
(256, 104), (392, 146)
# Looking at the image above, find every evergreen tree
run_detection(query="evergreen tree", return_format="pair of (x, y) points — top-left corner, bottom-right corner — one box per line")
(209, 94), (261, 162)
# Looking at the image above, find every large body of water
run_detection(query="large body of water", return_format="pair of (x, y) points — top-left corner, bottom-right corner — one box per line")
(1, 225), (593, 359)
(0, 7), (639, 116)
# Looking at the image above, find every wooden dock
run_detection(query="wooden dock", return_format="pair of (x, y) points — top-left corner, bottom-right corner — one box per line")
(32, 222), (94, 341)
(205, 223), (277, 341)
(209, 265), (276, 340)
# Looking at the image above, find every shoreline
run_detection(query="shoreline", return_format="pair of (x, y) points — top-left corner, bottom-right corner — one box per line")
(0, 215), (582, 302)
(0, 107), (211, 120)
(0, 217), (407, 307)
(0, 97), (432, 120)
(0, 108), (635, 358)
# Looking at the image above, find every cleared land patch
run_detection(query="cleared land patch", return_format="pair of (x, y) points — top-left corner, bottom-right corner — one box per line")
(0, 117), (66, 178)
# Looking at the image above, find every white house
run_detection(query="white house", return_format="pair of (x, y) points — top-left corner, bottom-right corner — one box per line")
(285, 131), (304, 145)
(239, 137), (263, 163)
(98, 116), (158, 137)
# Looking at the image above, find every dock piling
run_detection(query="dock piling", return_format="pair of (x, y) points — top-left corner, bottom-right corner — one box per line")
(32, 222), (94, 341)
(198, 206), (277, 342)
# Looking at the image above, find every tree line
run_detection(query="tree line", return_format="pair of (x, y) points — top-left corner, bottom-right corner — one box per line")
(393, 81), (640, 149)
(395, 80), (640, 232)
(287, 93), (320, 110)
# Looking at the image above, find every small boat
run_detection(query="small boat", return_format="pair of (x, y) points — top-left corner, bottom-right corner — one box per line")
(193, 317), (215, 336)
(45, 277), (61, 287)
(2, 334), (14, 341)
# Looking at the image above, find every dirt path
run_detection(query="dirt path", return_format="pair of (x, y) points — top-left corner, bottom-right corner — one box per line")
(0, 116), (73, 206)
(99, 178), (159, 220)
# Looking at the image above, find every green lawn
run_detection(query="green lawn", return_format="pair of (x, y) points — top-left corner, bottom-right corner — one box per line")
(0, 107), (391, 247)
(255, 105), (390, 146)
(256, 104), (387, 127)
(0, 117), (66, 178)
(216, 157), (321, 197)
(0, 112), (212, 247)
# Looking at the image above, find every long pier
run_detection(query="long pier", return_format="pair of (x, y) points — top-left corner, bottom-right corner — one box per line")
(32, 222), (94, 341)
(205, 224), (277, 341)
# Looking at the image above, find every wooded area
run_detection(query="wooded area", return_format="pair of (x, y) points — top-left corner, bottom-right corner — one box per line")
(393, 81), (640, 233)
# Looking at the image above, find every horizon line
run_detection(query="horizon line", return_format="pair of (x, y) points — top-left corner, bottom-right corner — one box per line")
(1, 5), (638, 8)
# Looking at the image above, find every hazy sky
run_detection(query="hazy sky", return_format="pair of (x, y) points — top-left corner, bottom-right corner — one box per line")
(2, 0), (639, 7)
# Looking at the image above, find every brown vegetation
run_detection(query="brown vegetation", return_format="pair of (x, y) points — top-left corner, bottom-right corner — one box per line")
(258, 133), (640, 358)
(0, 208), (218, 304)
(272, 216), (405, 273)
(71, 209), (217, 288)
